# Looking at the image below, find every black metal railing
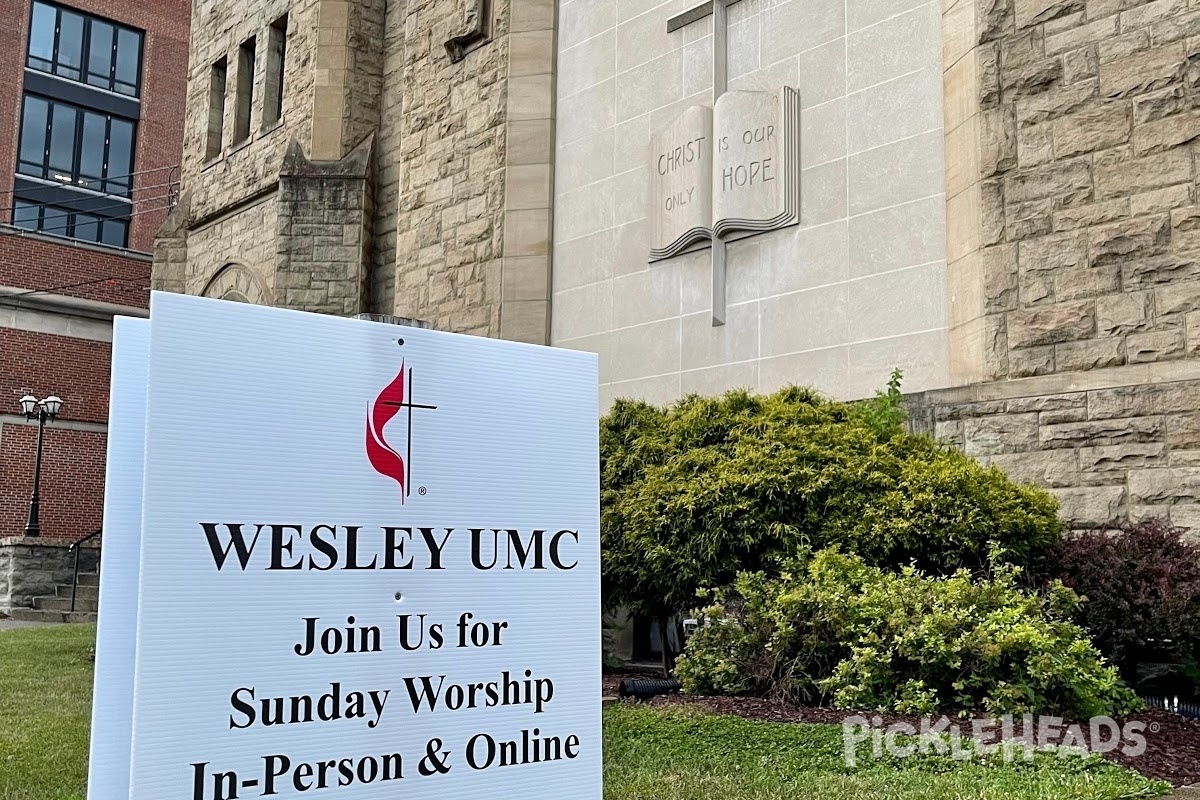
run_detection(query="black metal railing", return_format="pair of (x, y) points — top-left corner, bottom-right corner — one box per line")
(1143, 695), (1200, 719)
(68, 529), (102, 612)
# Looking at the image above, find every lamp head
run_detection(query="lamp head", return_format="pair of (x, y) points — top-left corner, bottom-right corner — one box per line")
(40, 396), (63, 420)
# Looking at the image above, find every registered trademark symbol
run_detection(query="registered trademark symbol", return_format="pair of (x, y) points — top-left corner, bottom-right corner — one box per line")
(418, 486), (428, 496)
(1150, 722), (1161, 733)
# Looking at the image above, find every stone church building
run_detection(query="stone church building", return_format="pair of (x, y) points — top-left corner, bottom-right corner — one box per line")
(153, 0), (1200, 532)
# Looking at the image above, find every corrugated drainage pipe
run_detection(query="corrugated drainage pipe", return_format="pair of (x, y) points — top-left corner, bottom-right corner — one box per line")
(617, 678), (682, 701)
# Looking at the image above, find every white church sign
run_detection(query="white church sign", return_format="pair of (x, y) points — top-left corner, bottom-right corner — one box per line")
(651, 87), (801, 261)
(91, 293), (602, 800)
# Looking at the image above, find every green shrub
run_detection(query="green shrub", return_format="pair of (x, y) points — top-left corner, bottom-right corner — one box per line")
(601, 386), (1063, 628)
(676, 548), (1140, 718)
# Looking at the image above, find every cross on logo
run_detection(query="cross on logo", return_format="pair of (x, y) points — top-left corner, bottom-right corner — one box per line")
(366, 362), (438, 502)
(381, 367), (438, 498)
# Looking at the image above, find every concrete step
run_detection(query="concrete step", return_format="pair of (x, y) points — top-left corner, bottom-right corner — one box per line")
(7, 608), (97, 624)
(55, 583), (98, 601)
(34, 596), (97, 613)
(75, 572), (100, 587)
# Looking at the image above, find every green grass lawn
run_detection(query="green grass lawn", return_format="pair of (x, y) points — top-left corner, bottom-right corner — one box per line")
(0, 625), (94, 800)
(0, 624), (1172, 800)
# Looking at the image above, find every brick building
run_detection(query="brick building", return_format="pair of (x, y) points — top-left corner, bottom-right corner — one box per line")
(0, 0), (188, 616)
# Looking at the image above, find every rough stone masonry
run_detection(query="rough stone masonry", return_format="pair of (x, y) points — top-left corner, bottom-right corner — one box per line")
(933, 0), (1200, 531)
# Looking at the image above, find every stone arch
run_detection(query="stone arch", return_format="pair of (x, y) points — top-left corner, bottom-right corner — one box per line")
(199, 263), (272, 305)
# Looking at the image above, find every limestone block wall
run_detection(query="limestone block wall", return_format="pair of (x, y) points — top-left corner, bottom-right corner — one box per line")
(183, 197), (279, 303)
(909, 362), (1200, 532)
(377, 0), (557, 341)
(947, 0), (1200, 384)
(182, 0), (321, 223)
(0, 538), (99, 614)
(274, 139), (375, 314)
(392, 0), (513, 337)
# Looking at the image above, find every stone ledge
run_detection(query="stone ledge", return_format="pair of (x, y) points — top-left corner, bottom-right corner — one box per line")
(0, 536), (100, 549)
(913, 360), (1200, 406)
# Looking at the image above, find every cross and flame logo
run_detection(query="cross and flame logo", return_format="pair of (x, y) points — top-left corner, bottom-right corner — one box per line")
(365, 361), (438, 502)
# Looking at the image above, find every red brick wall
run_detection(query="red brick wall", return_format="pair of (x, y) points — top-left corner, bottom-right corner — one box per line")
(0, 0), (191, 253)
(1, 328), (113, 425)
(0, 0), (186, 544)
(0, 233), (151, 306)
(0, 425), (106, 540)
(0, 328), (112, 540)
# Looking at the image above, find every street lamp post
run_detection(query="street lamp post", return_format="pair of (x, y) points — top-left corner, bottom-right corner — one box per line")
(18, 394), (63, 538)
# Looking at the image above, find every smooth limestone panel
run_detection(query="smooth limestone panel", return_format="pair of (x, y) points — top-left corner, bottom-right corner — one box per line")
(600, 373), (683, 409)
(552, 0), (951, 407)
(846, 328), (949, 398)
(848, 0), (933, 31)
(760, 346), (850, 397)
(846, 66), (943, 154)
(845, 260), (949, 342)
(611, 260), (684, 329)
(681, 303), (761, 371)
(799, 37), (846, 109)
(759, 283), (850, 356)
(846, 2), (941, 93)
(800, 98), (847, 169)
(849, 194), (947, 278)
(682, 360), (761, 395)
(559, 0), (616, 51)
(848, 129), (946, 215)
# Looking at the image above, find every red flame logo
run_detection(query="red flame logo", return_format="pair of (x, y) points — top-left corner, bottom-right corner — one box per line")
(366, 362), (407, 501)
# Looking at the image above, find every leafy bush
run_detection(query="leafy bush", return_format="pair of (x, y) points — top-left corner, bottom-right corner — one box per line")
(1049, 518), (1200, 688)
(601, 386), (1063, 628)
(676, 548), (1140, 718)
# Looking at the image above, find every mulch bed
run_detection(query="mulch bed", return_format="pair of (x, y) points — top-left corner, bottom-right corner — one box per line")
(625, 693), (1200, 788)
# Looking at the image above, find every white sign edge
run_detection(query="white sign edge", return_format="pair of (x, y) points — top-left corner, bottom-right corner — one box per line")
(86, 315), (150, 800)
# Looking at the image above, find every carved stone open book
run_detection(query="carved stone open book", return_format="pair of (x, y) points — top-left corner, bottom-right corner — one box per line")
(650, 87), (801, 262)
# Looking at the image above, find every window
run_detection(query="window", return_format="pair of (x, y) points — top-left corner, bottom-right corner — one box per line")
(263, 15), (288, 129)
(206, 57), (227, 160)
(16, 95), (136, 196)
(12, 199), (129, 246)
(16, 3), (141, 249)
(25, 1), (143, 97)
(234, 37), (256, 143)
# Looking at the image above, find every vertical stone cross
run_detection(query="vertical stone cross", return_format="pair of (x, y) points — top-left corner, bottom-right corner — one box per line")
(668, 0), (745, 327)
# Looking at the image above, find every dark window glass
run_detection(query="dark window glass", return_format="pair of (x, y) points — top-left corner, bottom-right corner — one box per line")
(26, 2), (143, 97)
(206, 58), (227, 160)
(56, 10), (84, 81)
(263, 15), (288, 128)
(12, 201), (40, 231)
(79, 111), (107, 183)
(28, 4), (55, 71)
(115, 29), (140, 96)
(234, 38), (256, 142)
(72, 213), (100, 242)
(48, 102), (77, 177)
(101, 218), (128, 246)
(41, 206), (69, 237)
(10, 201), (129, 247)
(16, 95), (136, 196)
(88, 20), (115, 88)
(107, 117), (134, 194)
(18, 96), (49, 174)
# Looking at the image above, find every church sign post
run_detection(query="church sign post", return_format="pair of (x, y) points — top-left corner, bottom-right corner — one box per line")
(88, 293), (602, 800)
(651, 0), (802, 327)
